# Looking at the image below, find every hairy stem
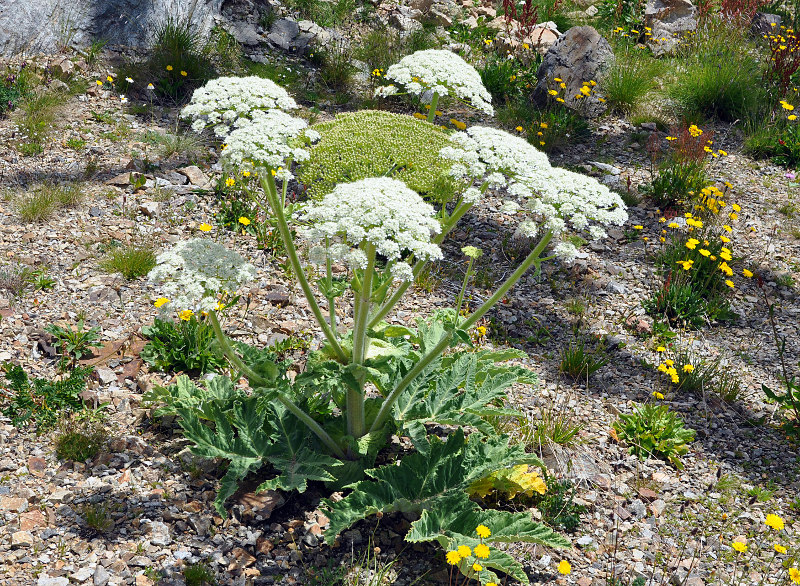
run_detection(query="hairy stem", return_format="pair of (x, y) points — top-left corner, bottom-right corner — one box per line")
(208, 311), (346, 459)
(427, 91), (440, 124)
(261, 173), (347, 362)
(369, 230), (553, 434)
(348, 244), (376, 438)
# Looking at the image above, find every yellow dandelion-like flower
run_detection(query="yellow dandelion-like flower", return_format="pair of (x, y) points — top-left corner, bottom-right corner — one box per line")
(743, 269), (753, 278)
(166, 65), (174, 71)
(199, 223), (213, 232)
(666, 136), (677, 141)
(180, 70), (188, 77)
(766, 514), (785, 531)
(548, 89), (558, 96)
(179, 309), (194, 321)
(790, 115), (797, 121)
(553, 77), (563, 82)
(154, 297), (169, 308)
(445, 550), (461, 565)
(775, 543), (788, 554)
(476, 525), (491, 539)
(238, 216), (251, 226)
(725, 279), (734, 288)
(472, 563), (483, 572)
(634, 225), (643, 230)
(653, 391), (665, 399)
(558, 560), (571, 575)
(516, 126), (524, 132)
(457, 545), (472, 558)
(685, 238), (700, 250)
(699, 249), (711, 257)
(791, 568), (800, 584)
(683, 364), (694, 372)
(474, 544), (490, 558)
(225, 177), (235, 187)
(657, 346), (666, 352)
(540, 122), (548, 128)
(782, 102), (795, 110)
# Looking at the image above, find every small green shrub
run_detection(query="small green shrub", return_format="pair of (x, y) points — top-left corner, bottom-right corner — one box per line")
(117, 17), (216, 105)
(527, 105), (591, 154)
(203, 26), (243, 74)
(286, 0), (356, 27)
(480, 55), (538, 105)
(54, 411), (109, 462)
(0, 264), (53, 297)
(141, 316), (226, 374)
(82, 503), (113, 532)
(641, 160), (709, 211)
(183, 563), (216, 586)
(314, 39), (355, 92)
(1, 363), (93, 430)
(596, 0), (645, 30)
(532, 407), (581, 447)
(602, 47), (661, 114)
(299, 110), (457, 203)
(45, 319), (101, 369)
(0, 64), (35, 116)
(14, 89), (67, 155)
(13, 182), (83, 222)
(532, 477), (586, 533)
(668, 23), (765, 122)
(138, 129), (204, 160)
(559, 338), (608, 380)
(99, 244), (157, 280)
(613, 404), (695, 468)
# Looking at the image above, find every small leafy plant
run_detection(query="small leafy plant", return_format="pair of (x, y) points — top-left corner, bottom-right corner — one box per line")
(1, 363), (93, 430)
(613, 404), (695, 469)
(54, 409), (109, 462)
(141, 316), (226, 374)
(559, 338), (608, 381)
(45, 320), (100, 369)
(99, 243), (157, 280)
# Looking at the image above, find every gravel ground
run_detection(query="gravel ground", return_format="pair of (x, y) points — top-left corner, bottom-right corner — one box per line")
(0, 54), (799, 586)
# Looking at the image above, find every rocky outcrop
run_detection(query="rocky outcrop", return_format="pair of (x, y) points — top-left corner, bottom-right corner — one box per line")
(644, 0), (697, 57)
(751, 12), (782, 37)
(534, 25), (613, 117)
(0, 0), (269, 57)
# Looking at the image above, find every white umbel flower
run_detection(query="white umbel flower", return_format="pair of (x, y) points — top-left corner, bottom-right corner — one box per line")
(148, 239), (256, 313)
(221, 109), (312, 172)
(384, 50), (494, 116)
(298, 177), (443, 279)
(181, 76), (298, 137)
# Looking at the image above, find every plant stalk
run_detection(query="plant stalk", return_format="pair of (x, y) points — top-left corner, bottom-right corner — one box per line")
(427, 91), (440, 124)
(208, 311), (346, 459)
(260, 173), (347, 363)
(348, 244), (376, 438)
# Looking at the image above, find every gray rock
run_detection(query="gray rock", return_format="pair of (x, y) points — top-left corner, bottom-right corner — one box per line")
(189, 514), (212, 536)
(0, 0), (226, 57)
(69, 568), (94, 583)
(268, 18), (300, 50)
(644, 0), (697, 56)
(177, 165), (211, 188)
(139, 202), (160, 218)
(11, 530), (33, 548)
(751, 12), (781, 36)
(89, 206), (104, 217)
(36, 578), (69, 586)
(585, 4), (598, 16)
(228, 20), (264, 46)
(96, 367), (117, 386)
(93, 566), (110, 586)
(534, 26), (613, 117)
(148, 520), (172, 546)
(88, 286), (119, 304)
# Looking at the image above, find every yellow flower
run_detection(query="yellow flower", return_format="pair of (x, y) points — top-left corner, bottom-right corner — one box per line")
(476, 525), (491, 539)
(677, 260), (694, 270)
(445, 550), (461, 565)
(656, 346), (666, 352)
(413, 112), (427, 120)
(653, 391), (665, 399)
(523, 43), (530, 49)
(516, 126), (524, 132)
(462, 246), (482, 259)
(154, 297), (169, 308)
(225, 177), (235, 187)
(723, 224), (732, 232)
(558, 560), (571, 575)
(553, 77), (563, 82)
(540, 141), (545, 146)
(96, 80), (103, 86)
(725, 279), (734, 288)
(665, 359), (674, 367)
(732, 540), (748, 553)
(476, 326), (487, 337)
(790, 567), (800, 584)
(147, 83), (154, 89)
(106, 75), (114, 82)
(790, 115), (798, 121)
(560, 82), (566, 89)
(435, 110), (443, 116)
(666, 136), (677, 141)
(487, 583), (498, 586)
(450, 118), (466, 130)
(782, 101), (795, 110)
(683, 364), (694, 372)
(472, 563), (483, 572)
(766, 514), (785, 531)
(720, 236), (731, 243)
(688, 124), (703, 137)
(457, 545), (472, 558)
(179, 309), (194, 321)
(199, 223), (213, 232)
(548, 89), (558, 96)
(239, 216), (251, 226)
(540, 123), (548, 128)
(634, 225), (643, 230)
(166, 65), (174, 71)
(743, 269), (753, 278)
(484, 38), (493, 45)
(474, 543), (490, 558)
(668, 222), (679, 228)
(699, 249), (710, 257)
(242, 170), (251, 177)
(685, 238), (700, 250)
(775, 543), (788, 554)
(729, 212), (738, 220)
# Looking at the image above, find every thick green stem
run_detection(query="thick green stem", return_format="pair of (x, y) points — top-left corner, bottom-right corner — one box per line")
(427, 91), (440, 123)
(369, 230), (554, 434)
(454, 257), (474, 318)
(260, 173), (347, 363)
(325, 237), (337, 336)
(348, 244), (376, 438)
(208, 311), (346, 459)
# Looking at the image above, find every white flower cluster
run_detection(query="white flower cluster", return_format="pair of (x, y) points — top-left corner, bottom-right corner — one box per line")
(380, 49), (493, 116)
(221, 109), (314, 173)
(181, 76), (298, 137)
(297, 177), (443, 282)
(441, 126), (628, 261)
(148, 239), (256, 313)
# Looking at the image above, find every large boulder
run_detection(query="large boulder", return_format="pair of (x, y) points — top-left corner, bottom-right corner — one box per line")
(751, 12), (781, 37)
(0, 0), (269, 57)
(534, 26), (613, 117)
(644, 0), (697, 56)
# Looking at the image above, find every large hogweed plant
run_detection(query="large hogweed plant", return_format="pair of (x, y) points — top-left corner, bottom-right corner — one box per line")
(146, 61), (627, 583)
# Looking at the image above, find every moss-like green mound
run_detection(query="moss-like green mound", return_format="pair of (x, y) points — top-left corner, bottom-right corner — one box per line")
(298, 110), (457, 203)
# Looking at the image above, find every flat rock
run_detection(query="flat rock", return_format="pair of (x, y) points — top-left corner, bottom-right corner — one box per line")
(11, 530), (34, 548)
